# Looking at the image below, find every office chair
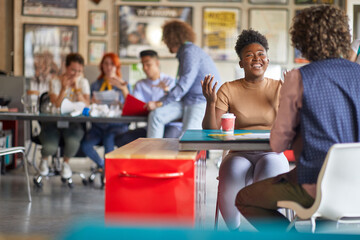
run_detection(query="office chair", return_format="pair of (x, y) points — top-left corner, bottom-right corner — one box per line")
(28, 92), (88, 188)
(278, 143), (360, 233)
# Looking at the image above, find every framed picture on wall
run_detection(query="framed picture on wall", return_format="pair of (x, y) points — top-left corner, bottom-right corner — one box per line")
(118, 5), (193, 58)
(202, 7), (241, 61)
(168, 0), (241, 2)
(22, 0), (78, 18)
(249, 9), (288, 64)
(295, 0), (333, 4)
(122, 0), (160, 1)
(249, 0), (287, 4)
(23, 24), (78, 91)
(89, 10), (107, 36)
(88, 40), (107, 65)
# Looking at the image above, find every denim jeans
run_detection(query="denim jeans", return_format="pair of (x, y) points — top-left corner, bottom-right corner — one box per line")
(81, 123), (128, 168)
(146, 101), (206, 138)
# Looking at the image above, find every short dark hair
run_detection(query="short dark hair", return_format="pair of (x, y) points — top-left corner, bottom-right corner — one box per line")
(65, 53), (84, 67)
(235, 29), (269, 59)
(140, 50), (159, 59)
(290, 5), (351, 61)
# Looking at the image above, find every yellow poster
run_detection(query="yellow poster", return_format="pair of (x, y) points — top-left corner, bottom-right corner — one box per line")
(203, 8), (240, 61)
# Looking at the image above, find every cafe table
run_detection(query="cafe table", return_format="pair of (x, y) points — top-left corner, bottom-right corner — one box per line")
(179, 129), (271, 151)
(0, 112), (148, 169)
(0, 112), (148, 123)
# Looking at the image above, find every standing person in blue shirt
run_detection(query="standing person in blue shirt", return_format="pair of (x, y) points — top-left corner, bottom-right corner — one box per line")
(81, 53), (129, 170)
(115, 50), (182, 146)
(145, 20), (221, 138)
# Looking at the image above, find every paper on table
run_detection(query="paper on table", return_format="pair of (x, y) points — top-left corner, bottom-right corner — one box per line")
(208, 132), (270, 140)
(93, 90), (119, 105)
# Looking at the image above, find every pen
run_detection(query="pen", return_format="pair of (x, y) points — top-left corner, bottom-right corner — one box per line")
(208, 133), (252, 137)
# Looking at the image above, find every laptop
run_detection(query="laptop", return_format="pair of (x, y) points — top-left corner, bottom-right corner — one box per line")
(122, 94), (149, 116)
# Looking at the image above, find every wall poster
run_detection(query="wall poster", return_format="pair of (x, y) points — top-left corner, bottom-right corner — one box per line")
(118, 5), (193, 58)
(23, 24), (78, 93)
(202, 7), (241, 61)
(88, 40), (107, 65)
(89, 10), (107, 36)
(249, 9), (288, 64)
(22, 0), (78, 18)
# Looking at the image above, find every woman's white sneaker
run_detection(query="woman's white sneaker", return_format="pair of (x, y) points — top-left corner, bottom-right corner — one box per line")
(39, 160), (49, 176)
(61, 162), (72, 179)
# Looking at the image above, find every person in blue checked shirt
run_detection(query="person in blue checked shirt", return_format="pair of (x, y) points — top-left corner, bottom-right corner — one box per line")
(145, 20), (221, 138)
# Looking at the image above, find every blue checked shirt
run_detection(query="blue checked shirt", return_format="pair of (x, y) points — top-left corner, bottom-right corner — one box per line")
(160, 42), (221, 106)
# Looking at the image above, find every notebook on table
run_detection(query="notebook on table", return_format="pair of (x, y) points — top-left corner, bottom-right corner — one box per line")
(122, 94), (149, 116)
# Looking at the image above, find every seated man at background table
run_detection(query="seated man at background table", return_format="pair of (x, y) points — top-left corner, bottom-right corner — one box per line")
(39, 53), (90, 179)
(235, 5), (360, 231)
(115, 50), (182, 146)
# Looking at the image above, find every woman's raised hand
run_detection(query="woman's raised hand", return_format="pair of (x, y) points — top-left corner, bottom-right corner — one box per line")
(109, 76), (127, 90)
(201, 74), (218, 104)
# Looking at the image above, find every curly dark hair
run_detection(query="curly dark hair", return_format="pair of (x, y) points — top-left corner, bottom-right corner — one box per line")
(235, 29), (269, 59)
(65, 53), (84, 67)
(162, 20), (195, 49)
(290, 5), (351, 61)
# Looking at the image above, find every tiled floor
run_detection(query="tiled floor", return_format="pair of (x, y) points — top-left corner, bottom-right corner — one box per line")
(0, 149), (229, 238)
(1, 149), (360, 239)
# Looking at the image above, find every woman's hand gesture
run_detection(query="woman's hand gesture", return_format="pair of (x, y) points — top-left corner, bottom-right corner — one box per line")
(201, 74), (218, 104)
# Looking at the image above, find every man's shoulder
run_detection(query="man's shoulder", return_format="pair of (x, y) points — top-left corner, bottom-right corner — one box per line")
(160, 73), (174, 81)
(181, 42), (202, 54)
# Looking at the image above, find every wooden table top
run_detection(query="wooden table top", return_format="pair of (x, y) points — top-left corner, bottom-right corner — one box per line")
(106, 138), (198, 160)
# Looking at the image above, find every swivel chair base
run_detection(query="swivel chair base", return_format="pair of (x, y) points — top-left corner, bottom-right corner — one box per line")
(33, 168), (88, 188)
(88, 167), (105, 189)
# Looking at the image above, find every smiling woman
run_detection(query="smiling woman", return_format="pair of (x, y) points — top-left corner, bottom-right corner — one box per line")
(201, 29), (289, 230)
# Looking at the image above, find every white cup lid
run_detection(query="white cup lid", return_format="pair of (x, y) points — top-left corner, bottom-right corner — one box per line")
(221, 113), (236, 118)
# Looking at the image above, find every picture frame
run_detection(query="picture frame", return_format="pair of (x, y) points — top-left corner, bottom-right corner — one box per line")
(202, 7), (241, 61)
(348, 0), (360, 39)
(249, 8), (288, 64)
(88, 40), (107, 65)
(122, 0), (160, 1)
(294, 0), (333, 4)
(23, 24), (78, 91)
(118, 5), (193, 58)
(168, 0), (241, 2)
(249, 0), (287, 4)
(22, 0), (78, 18)
(89, 10), (107, 36)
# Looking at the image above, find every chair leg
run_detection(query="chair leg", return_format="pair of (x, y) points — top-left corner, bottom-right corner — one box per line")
(286, 215), (298, 232)
(214, 189), (219, 230)
(21, 150), (32, 202)
(284, 208), (295, 221)
(32, 144), (38, 170)
(311, 217), (316, 233)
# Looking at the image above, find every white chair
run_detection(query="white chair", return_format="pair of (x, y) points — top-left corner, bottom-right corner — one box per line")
(0, 147), (32, 202)
(277, 143), (360, 233)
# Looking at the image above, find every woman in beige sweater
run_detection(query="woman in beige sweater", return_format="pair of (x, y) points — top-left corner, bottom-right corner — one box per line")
(201, 29), (289, 230)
